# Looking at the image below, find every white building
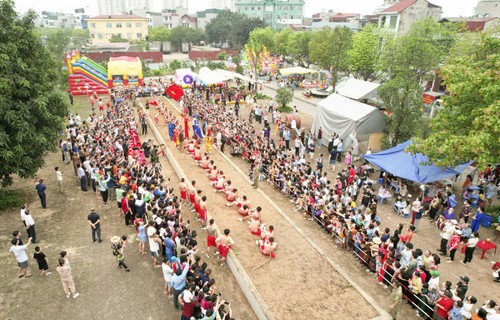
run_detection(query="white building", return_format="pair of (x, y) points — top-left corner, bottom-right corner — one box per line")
(475, 0), (500, 17)
(163, 0), (188, 10)
(98, 0), (127, 15)
(208, 0), (235, 11)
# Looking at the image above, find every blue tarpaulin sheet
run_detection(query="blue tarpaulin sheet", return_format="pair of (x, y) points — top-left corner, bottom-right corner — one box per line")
(363, 141), (472, 184)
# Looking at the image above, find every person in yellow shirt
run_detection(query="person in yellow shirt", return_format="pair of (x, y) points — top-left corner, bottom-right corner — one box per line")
(409, 271), (423, 309)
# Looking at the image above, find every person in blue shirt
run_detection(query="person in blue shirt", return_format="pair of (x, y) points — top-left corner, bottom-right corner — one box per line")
(164, 232), (176, 260)
(470, 207), (484, 233)
(170, 256), (192, 310)
(35, 179), (47, 209)
(448, 300), (463, 320)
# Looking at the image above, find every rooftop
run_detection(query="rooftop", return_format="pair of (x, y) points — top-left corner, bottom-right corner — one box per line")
(382, 0), (440, 13)
(88, 15), (146, 20)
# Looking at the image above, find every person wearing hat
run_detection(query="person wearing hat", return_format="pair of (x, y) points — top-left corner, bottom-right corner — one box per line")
(110, 235), (129, 272)
(428, 270), (440, 291)
(447, 229), (462, 263)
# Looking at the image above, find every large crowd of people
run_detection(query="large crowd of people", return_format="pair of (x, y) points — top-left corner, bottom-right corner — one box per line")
(8, 76), (500, 320)
(143, 79), (500, 320)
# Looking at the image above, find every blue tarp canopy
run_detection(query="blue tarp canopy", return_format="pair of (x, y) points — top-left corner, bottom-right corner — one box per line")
(363, 141), (472, 184)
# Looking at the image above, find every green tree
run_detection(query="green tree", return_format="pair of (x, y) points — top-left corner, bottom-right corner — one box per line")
(409, 30), (500, 169)
(170, 26), (206, 52)
(45, 29), (71, 61)
(248, 27), (275, 52)
(149, 25), (171, 41)
(273, 27), (292, 56)
(288, 31), (312, 67)
(309, 27), (352, 90)
(245, 27), (276, 93)
(379, 19), (459, 147)
(205, 10), (266, 49)
(348, 24), (389, 81)
(275, 88), (293, 109)
(0, 0), (68, 186)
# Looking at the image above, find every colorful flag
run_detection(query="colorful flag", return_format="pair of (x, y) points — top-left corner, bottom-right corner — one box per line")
(165, 84), (184, 101)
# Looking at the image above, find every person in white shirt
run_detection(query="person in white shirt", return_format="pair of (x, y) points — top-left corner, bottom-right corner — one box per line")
(55, 167), (64, 193)
(9, 236), (33, 278)
(20, 204), (28, 226)
(24, 210), (36, 243)
(162, 258), (174, 297)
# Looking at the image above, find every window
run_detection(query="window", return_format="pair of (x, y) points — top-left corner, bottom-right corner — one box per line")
(127, 33), (132, 39)
(98, 33), (103, 39)
(135, 22), (142, 27)
(116, 22), (122, 28)
(389, 15), (397, 28)
(91, 23), (96, 28)
(251, 6), (254, 10)
(126, 22), (132, 27)
(91, 33), (95, 38)
(136, 33), (142, 38)
(106, 22), (112, 28)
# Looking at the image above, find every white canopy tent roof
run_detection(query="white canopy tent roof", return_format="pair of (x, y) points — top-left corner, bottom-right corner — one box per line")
(197, 70), (231, 85)
(311, 94), (386, 151)
(214, 69), (254, 82)
(336, 78), (380, 100)
(279, 66), (318, 76)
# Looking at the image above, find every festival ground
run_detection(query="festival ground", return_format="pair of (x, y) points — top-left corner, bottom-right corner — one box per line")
(1, 94), (498, 320)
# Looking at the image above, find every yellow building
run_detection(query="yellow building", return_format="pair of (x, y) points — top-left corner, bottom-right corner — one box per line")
(87, 15), (148, 44)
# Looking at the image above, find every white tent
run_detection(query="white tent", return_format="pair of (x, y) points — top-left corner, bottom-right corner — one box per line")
(311, 94), (386, 150)
(336, 78), (380, 100)
(279, 66), (318, 76)
(197, 70), (231, 85)
(214, 69), (254, 82)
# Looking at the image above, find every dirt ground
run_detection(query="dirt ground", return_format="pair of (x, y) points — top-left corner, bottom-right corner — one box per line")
(0, 96), (256, 320)
(147, 92), (500, 320)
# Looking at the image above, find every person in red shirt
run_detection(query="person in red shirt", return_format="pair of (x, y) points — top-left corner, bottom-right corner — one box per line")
(436, 290), (454, 319)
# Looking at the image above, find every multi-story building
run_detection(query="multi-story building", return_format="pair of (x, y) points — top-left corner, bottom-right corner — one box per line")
(162, 8), (186, 29)
(475, 0), (500, 17)
(208, 0), (235, 11)
(98, 0), (127, 15)
(235, 0), (305, 29)
(98, 0), (152, 15)
(163, 0), (188, 10)
(180, 15), (198, 28)
(378, 0), (442, 35)
(74, 8), (89, 29)
(87, 15), (148, 44)
(40, 11), (76, 29)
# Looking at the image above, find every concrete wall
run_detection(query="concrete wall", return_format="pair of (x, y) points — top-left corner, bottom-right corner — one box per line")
(399, 0), (441, 34)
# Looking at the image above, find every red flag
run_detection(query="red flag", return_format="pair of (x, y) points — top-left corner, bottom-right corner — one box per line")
(166, 84), (184, 101)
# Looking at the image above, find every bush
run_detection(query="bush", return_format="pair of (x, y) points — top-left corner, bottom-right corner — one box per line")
(256, 93), (269, 99)
(169, 60), (182, 71)
(0, 189), (30, 211)
(277, 105), (293, 113)
(275, 87), (293, 108)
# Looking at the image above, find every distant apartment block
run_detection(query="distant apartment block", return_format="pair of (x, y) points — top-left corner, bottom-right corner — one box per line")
(209, 0), (235, 11)
(235, 0), (305, 29)
(87, 15), (148, 44)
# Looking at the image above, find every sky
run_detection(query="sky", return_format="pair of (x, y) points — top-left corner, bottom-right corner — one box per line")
(15, 0), (478, 18)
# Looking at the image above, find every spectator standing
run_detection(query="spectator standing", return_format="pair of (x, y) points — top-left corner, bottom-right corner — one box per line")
(171, 257), (191, 310)
(24, 209), (36, 243)
(76, 164), (87, 192)
(56, 258), (79, 298)
(389, 281), (402, 319)
(55, 167), (64, 193)
(33, 246), (51, 276)
(9, 236), (33, 278)
(35, 178), (47, 209)
(87, 208), (102, 243)
(462, 232), (479, 264)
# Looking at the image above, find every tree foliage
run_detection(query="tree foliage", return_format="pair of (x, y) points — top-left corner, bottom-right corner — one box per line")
(287, 31), (312, 67)
(169, 26), (206, 52)
(309, 27), (352, 90)
(275, 88), (293, 108)
(409, 30), (500, 169)
(0, 0), (68, 186)
(149, 25), (171, 42)
(109, 34), (129, 42)
(273, 27), (292, 56)
(379, 19), (459, 147)
(245, 27), (276, 92)
(205, 10), (267, 49)
(348, 24), (389, 81)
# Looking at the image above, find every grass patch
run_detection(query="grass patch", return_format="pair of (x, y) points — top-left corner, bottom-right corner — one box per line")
(0, 189), (32, 211)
